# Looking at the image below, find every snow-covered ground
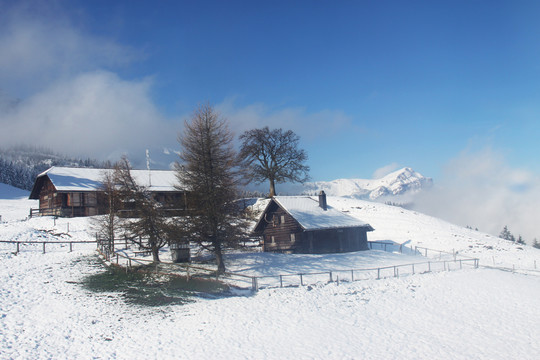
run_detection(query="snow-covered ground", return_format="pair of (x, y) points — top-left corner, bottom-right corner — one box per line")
(1, 188), (540, 359)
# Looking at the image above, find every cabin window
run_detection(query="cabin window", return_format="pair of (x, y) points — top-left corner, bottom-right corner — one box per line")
(290, 233), (295, 242)
(281, 215), (285, 225)
(86, 193), (97, 206)
(271, 236), (275, 244)
(67, 193), (82, 206)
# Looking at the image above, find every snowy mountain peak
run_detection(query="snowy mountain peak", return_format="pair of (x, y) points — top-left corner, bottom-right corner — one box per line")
(302, 167), (432, 200)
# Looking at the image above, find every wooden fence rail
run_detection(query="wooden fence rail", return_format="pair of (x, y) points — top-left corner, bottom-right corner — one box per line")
(0, 240), (98, 254)
(98, 239), (480, 292)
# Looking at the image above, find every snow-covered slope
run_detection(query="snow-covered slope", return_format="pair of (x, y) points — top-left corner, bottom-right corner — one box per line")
(303, 167), (432, 200)
(327, 196), (539, 269)
(0, 183), (36, 222)
(1, 195), (539, 359)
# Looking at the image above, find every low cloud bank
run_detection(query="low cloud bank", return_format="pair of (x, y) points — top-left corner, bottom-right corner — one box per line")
(413, 148), (540, 243)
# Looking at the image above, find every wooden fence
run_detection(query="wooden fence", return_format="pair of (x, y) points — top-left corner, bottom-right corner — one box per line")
(95, 238), (480, 292)
(0, 240), (98, 254)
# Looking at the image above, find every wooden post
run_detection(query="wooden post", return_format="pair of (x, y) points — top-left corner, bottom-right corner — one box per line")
(412, 263), (415, 274)
(69, 242), (73, 252)
(377, 268), (380, 279)
(251, 277), (258, 292)
(393, 266), (397, 277)
(16, 242), (20, 254)
(280, 275), (283, 288)
(428, 261), (431, 272)
(116, 253), (119, 264)
(329, 271), (333, 282)
(67, 223), (69, 233)
(43, 242), (46, 254)
(351, 270), (354, 282)
(300, 274), (304, 286)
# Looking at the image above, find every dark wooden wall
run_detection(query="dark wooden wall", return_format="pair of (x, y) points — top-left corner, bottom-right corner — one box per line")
(258, 201), (370, 254)
(260, 202), (304, 253)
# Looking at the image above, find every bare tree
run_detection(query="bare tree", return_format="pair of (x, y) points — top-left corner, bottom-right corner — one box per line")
(239, 127), (310, 197)
(114, 156), (171, 263)
(176, 104), (248, 273)
(93, 167), (123, 255)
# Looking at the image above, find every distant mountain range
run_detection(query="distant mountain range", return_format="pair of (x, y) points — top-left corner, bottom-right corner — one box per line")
(302, 167), (432, 200)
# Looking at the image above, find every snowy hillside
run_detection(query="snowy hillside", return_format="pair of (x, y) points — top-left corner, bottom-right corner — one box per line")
(1, 194), (539, 359)
(302, 167), (432, 200)
(0, 183), (36, 222)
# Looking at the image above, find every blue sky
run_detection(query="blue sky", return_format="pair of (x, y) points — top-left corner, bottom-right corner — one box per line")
(1, 0), (540, 183)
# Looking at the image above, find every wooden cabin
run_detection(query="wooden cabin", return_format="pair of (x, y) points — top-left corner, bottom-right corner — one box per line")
(29, 167), (186, 217)
(253, 191), (374, 254)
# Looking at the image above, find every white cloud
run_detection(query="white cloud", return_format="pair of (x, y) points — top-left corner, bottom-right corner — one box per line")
(216, 97), (359, 141)
(0, 1), (139, 96)
(373, 163), (399, 179)
(413, 147), (540, 243)
(0, 71), (178, 160)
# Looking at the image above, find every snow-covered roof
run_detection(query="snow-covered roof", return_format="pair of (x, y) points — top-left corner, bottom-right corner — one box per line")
(261, 196), (373, 232)
(31, 166), (181, 197)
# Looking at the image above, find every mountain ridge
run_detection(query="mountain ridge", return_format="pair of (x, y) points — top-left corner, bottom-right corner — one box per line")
(302, 167), (433, 200)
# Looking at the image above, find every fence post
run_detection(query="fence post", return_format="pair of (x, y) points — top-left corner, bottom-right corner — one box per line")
(129, 258), (132, 269)
(300, 274), (304, 286)
(43, 242), (46, 254)
(67, 223), (69, 233)
(252, 277), (258, 292)
(280, 275), (283, 288)
(412, 263), (415, 274)
(116, 253), (119, 264)
(329, 271), (333, 282)
(351, 270), (354, 282)
(377, 268), (380, 280)
(400, 244), (403, 253)
(428, 261), (431, 272)
(393, 266), (397, 277)
(16, 242), (20, 254)
(425, 248), (428, 257)
(69, 242), (73, 252)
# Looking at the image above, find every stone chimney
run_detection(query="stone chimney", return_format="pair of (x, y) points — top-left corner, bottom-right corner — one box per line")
(318, 190), (327, 211)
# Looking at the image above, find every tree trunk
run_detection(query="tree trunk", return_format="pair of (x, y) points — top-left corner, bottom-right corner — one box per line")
(152, 246), (160, 263)
(215, 244), (225, 274)
(269, 178), (276, 197)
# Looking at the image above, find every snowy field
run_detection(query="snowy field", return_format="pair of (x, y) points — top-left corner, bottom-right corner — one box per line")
(1, 185), (540, 359)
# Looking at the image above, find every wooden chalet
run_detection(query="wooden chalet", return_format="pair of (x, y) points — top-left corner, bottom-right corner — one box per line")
(29, 167), (186, 217)
(253, 191), (374, 254)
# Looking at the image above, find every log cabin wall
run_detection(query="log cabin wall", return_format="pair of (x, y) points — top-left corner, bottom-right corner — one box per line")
(38, 178), (63, 216)
(260, 202), (304, 253)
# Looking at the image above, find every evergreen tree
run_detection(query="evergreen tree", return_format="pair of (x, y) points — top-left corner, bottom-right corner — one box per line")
(176, 104), (248, 273)
(499, 226), (514, 242)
